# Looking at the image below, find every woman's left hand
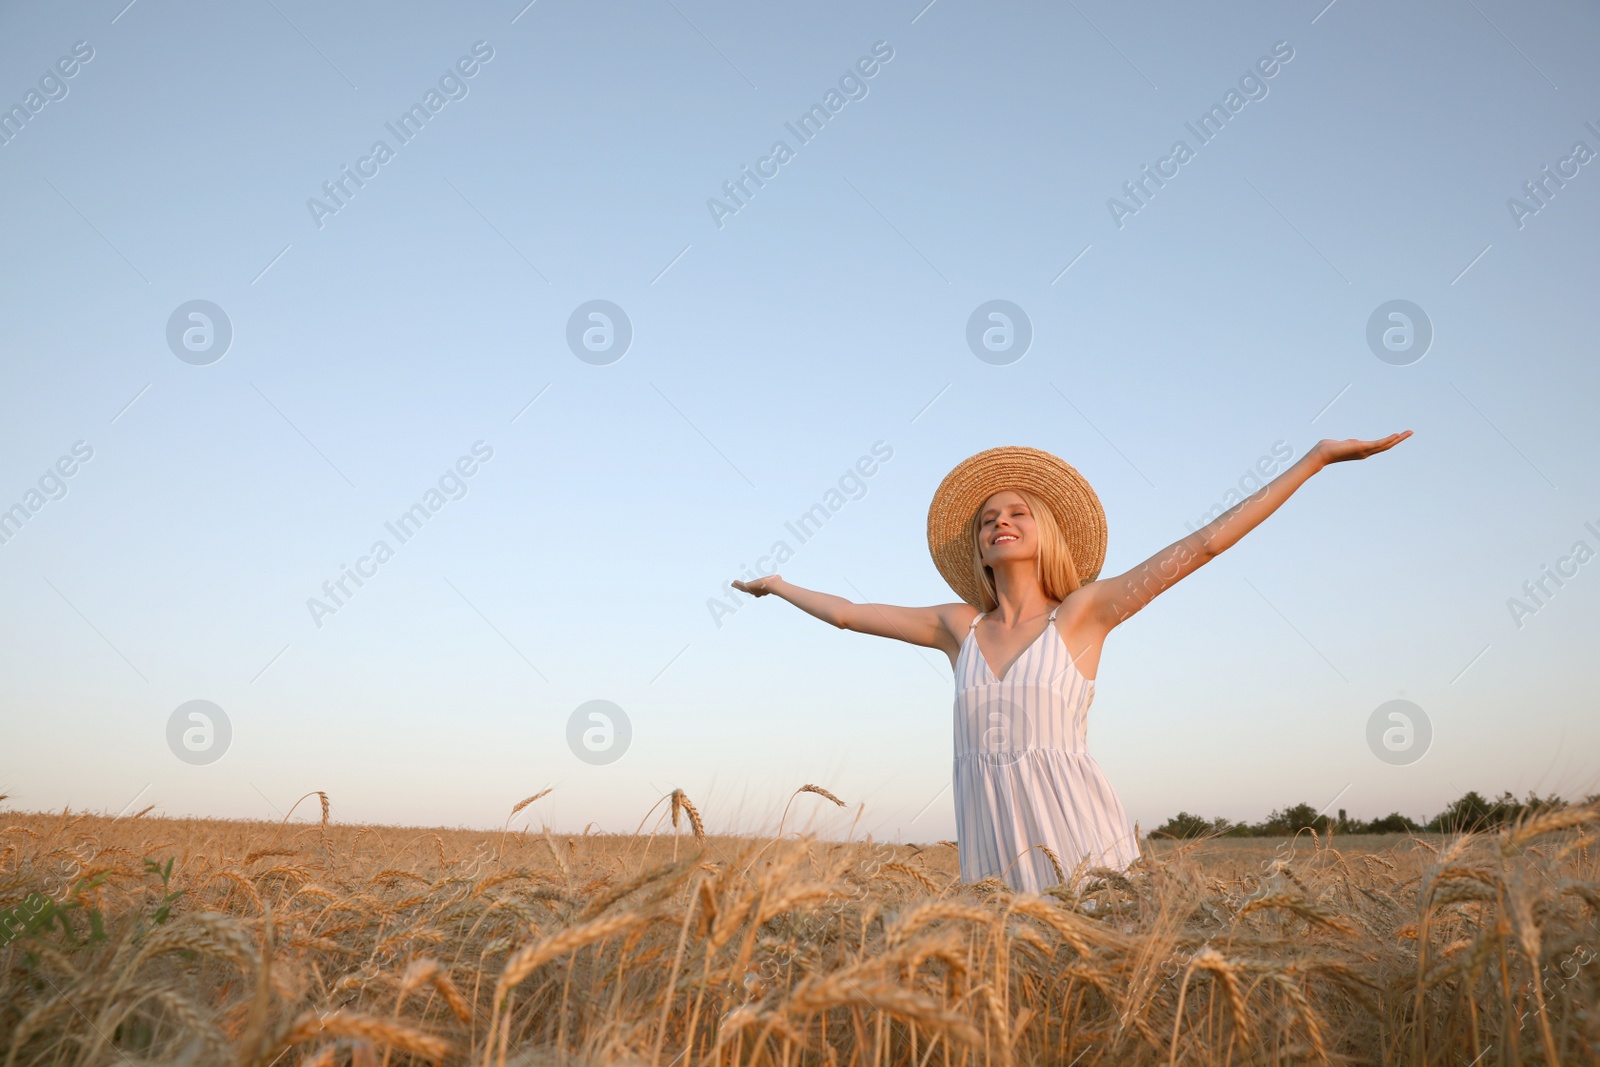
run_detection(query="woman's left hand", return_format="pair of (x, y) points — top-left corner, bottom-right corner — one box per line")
(1313, 431), (1413, 466)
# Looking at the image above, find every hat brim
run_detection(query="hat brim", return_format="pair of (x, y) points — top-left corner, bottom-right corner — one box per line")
(926, 446), (1107, 608)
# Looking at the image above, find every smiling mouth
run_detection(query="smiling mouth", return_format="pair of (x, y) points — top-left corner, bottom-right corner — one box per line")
(994, 534), (1018, 544)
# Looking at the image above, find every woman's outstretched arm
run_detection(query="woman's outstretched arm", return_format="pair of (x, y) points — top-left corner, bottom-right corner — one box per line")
(1083, 433), (1411, 630)
(730, 576), (964, 655)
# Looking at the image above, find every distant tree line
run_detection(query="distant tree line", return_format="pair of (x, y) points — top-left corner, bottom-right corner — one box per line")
(1147, 789), (1599, 839)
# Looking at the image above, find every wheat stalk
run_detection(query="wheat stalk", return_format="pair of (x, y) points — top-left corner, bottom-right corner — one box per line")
(5, 796), (1600, 1067)
(777, 784), (846, 836)
(398, 958), (473, 1024)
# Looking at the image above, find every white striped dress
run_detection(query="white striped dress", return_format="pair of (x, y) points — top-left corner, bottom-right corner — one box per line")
(952, 603), (1141, 892)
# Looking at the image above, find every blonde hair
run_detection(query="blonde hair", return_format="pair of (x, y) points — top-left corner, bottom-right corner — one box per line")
(967, 487), (1081, 611)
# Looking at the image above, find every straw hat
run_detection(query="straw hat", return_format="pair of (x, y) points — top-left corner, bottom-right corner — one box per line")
(926, 446), (1107, 608)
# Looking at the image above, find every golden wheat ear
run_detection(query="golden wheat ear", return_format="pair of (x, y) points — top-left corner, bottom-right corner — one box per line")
(798, 784), (846, 807)
(669, 789), (706, 842)
(509, 789), (552, 819)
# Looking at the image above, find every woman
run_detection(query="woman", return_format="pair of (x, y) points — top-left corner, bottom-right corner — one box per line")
(733, 434), (1411, 892)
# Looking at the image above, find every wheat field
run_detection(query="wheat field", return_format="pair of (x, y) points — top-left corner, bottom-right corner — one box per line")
(2, 787), (1597, 1067)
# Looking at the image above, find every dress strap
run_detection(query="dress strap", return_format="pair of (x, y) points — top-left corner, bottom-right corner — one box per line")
(1048, 602), (1061, 622)
(968, 612), (986, 630)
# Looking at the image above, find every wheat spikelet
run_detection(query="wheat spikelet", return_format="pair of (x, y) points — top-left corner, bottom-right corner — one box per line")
(708, 895), (760, 951)
(707, 865), (793, 951)
(1557, 879), (1600, 917)
(286, 935), (358, 955)
(1036, 844), (1067, 886)
(541, 827), (571, 883)
(1428, 880), (1498, 907)
(1299, 957), (1383, 1013)
(3, 989), (80, 1063)
(399, 958), (473, 1023)
(897, 930), (971, 982)
(1190, 948), (1252, 1039)
(1004, 896), (1119, 958)
(1429, 862), (1497, 886)
(374, 927), (447, 957)
(781, 973), (983, 1046)
(133, 911), (259, 973)
(695, 876), (719, 939)
(274, 1009), (449, 1062)
(145, 986), (224, 1053)
(970, 875), (1011, 897)
(1270, 970), (1329, 1062)
(1503, 801), (1600, 850)
(496, 909), (660, 997)
(709, 1004), (767, 1051)
(523, 884), (573, 906)
(1238, 892), (1359, 936)
(1083, 865), (1136, 894)
(367, 868), (431, 887)
(1504, 878), (1545, 979)
(243, 847), (298, 866)
(575, 858), (695, 922)
(797, 784), (845, 807)
(668, 789), (706, 842)
(886, 900), (999, 946)
(883, 861), (939, 893)
(1554, 829), (1597, 863)
(1167, 948), (1251, 1066)
(1008, 923), (1050, 957)
(382, 894), (430, 923)
(1422, 934), (1483, 988)
(715, 1005), (802, 1058)
(256, 864), (312, 890)
(333, 971), (375, 994)
(509, 789), (552, 819)
(205, 868), (265, 914)
(471, 868), (536, 897)
(755, 882), (848, 925)
(980, 982), (1012, 1061)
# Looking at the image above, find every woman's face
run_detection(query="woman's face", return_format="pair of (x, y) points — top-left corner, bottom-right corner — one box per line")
(977, 490), (1035, 565)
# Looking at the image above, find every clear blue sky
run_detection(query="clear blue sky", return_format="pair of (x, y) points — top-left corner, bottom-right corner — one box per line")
(2, 0), (1597, 840)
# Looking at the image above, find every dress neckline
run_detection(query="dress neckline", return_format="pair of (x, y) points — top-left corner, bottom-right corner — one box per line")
(966, 609), (1096, 687)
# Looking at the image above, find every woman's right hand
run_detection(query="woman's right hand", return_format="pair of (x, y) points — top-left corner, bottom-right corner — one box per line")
(732, 575), (782, 596)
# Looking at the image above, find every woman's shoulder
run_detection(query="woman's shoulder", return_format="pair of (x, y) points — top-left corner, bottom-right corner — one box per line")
(940, 601), (983, 634)
(1055, 582), (1106, 621)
